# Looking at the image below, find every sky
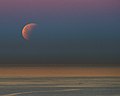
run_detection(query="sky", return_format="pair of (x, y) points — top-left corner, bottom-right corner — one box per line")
(0, 0), (120, 67)
(0, 67), (120, 77)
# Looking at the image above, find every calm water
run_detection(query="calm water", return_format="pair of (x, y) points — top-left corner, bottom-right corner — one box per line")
(0, 77), (120, 96)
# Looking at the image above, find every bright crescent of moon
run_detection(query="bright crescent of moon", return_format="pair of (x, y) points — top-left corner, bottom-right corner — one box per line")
(22, 23), (37, 40)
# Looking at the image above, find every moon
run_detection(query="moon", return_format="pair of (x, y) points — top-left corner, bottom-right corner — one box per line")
(22, 23), (37, 40)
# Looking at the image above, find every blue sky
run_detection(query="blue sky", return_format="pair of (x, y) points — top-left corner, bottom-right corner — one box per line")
(0, 0), (120, 66)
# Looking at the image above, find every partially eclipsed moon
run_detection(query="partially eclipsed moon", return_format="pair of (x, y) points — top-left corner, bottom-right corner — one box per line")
(22, 23), (37, 40)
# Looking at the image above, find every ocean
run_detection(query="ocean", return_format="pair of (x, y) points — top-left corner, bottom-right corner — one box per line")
(0, 77), (120, 96)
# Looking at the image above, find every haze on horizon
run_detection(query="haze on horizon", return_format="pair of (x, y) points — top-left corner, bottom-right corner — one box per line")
(0, 67), (119, 77)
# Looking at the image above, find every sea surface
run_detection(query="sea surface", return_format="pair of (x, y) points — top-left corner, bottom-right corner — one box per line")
(0, 77), (120, 96)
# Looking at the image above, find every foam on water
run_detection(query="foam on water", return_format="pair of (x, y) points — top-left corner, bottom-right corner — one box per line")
(0, 77), (120, 96)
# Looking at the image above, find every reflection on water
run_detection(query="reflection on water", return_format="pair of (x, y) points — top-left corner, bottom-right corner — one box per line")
(0, 77), (120, 96)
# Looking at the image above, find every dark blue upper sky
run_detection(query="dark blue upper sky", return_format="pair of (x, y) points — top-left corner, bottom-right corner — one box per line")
(0, 0), (120, 66)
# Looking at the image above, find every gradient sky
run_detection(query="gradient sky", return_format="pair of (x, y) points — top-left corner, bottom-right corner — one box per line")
(0, 67), (120, 77)
(0, 0), (120, 67)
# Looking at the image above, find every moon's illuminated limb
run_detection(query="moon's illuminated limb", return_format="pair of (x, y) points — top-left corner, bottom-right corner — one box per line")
(22, 23), (37, 40)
